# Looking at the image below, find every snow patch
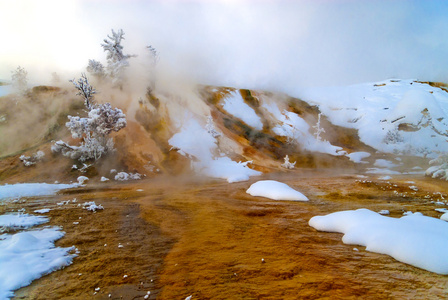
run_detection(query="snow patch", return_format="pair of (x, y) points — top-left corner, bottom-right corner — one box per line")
(169, 118), (261, 182)
(247, 180), (309, 201)
(346, 152), (370, 164)
(222, 91), (263, 130)
(0, 183), (78, 200)
(82, 201), (104, 212)
(77, 176), (89, 185)
(374, 159), (399, 169)
(0, 228), (75, 299)
(200, 157), (261, 183)
(441, 213), (448, 222)
(114, 172), (141, 181)
(309, 208), (448, 274)
(33, 209), (51, 214)
(272, 109), (344, 156)
(0, 214), (48, 230)
(0, 213), (75, 299)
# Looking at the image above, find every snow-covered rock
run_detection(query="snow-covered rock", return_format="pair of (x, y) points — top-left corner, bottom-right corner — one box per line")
(77, 176), (89, 185)
(114, 172), (141, 181)
(82, 201), (104, 212)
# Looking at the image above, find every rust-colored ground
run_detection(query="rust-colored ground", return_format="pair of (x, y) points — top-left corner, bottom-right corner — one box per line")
(5, 170), (448, 299)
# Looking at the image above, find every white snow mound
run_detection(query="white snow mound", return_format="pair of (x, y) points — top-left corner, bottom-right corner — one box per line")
(246, 180), (309, 201)
(309, 208), (448, 274)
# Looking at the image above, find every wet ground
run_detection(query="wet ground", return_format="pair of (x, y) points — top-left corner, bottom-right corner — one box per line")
(4, 169), (448, 299)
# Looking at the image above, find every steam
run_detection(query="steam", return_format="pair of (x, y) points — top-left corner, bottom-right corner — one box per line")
(1, 0), (448, 92)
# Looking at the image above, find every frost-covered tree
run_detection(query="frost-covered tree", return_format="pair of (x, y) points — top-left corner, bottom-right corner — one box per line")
(52, 75), (127, 162)
(383, 129), (404, 144)
(70, 73), (96, 110)
(281, 155), (296, 169)
(146, 45), (159, 92)
(11, 66), (28, 94)
(426, 152), (448, 180)
(313, 113), (326, 142)
(147, 45), (159, 67)
(86, 59), (105, 80)
(101, 29), (134, 86)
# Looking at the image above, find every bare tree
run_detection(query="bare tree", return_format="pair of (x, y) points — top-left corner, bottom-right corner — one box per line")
(11, 66), (28, 95)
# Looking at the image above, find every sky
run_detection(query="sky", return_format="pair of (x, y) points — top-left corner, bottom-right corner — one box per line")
(1, 0), (448, 91)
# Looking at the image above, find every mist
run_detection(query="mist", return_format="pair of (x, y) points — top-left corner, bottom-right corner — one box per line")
(1, 0), (448, 92)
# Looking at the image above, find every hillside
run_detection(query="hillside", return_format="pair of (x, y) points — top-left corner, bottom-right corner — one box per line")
(1, 79), (446, 184)
(2, 79), (448, 299)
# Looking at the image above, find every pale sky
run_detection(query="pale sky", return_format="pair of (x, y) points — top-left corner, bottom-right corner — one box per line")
(1, 0), (448, 90)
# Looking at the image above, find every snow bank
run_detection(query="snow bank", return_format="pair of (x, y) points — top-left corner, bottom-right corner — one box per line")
(0, 228), (75, 299)
(309, 208), (448, 274)
(222, 91), (263, 130)
(270, 108), (344, 156)
(0, 183), (78, 200)
(346, 152), (370, 163)
(298, 79), (448, 157)
(0, 213), (48, 229)
(169, 118), (261, 182)
(441, 213), (448, 222)
(374, 159), (399, 168)
(201, 157), (261, 183)
(247, 180), (309, 201)
(0, 212), (75, 299)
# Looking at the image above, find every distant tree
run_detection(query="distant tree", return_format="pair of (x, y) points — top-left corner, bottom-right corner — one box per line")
(313, 113), (326, 142)
(11, 66), (28, 94)
(146, 45), (159, 93)
(52, 74), (127, 161)
(51, 72), (61, 85)
(147, 45), (159, 67)
(70, 73), (96, 110)
(101, 29), (135, 86)
(86, 59), (106, 81)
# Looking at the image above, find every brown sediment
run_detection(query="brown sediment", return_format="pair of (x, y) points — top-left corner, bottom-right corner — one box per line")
(7, 171), (448, 299)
